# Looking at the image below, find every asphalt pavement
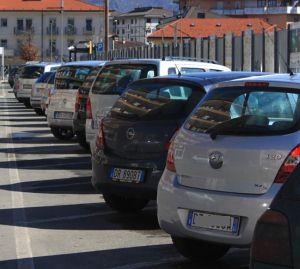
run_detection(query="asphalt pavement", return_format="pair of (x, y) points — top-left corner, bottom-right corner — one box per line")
(0, 83), (249, 269)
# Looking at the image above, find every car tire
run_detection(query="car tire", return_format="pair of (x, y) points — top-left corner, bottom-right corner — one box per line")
(77, 132), (90, 151)
(171, 237), (229, 261)
(103, 193), (149, 213)
(50, 127), (74, 140)
(34, 108), (44, 116)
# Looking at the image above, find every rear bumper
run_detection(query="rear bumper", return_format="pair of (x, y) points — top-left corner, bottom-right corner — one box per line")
(157, 169), (283, 247)
(17, 91), (31, 99)
(91, 153), (165, 200)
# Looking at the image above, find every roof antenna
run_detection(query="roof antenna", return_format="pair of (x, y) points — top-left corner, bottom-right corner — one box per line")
(261, 23), (295, 76)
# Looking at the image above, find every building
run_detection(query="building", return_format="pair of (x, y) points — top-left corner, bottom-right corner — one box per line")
(113, 7), (173, 44)
(147, 17), (273, 44)
(0, 0), (104, 64)
(174, 0), (300, 28)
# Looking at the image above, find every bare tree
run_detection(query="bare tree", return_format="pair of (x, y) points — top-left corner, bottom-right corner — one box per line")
(19, 28), (39, 61)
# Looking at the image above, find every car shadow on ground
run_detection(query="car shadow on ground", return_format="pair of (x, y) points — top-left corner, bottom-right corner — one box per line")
(0, 118), (46, 122)
(0, 245), (249, 269)
(0, 135), (77, 143)
(0, 176), (95, 194)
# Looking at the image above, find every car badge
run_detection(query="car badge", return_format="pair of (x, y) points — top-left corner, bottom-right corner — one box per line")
(209, 151), (223, 169)
(126, 128), (135, 140)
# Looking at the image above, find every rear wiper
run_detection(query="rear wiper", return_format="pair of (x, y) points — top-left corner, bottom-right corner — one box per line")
(206, 115), (269, 140)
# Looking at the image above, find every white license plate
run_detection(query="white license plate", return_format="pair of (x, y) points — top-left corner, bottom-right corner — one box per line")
(187, 211), (240, 234)
(54, 111), (73, 119)
(110, 168), (145, 183)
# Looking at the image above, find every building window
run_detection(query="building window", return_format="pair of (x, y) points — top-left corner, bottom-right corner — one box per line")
(257, 0), (266, 7)
(146, 18), (151, 23)
(1, 18), (7, 27)
(135, 19), (137, 24)
(122, 29), (125, 34)
(267, 0), (277, 6)
(131, 29), (133, 34)
(122, 19), (125, 25)
(131, 19), (134, 24)
(86, 19), (92, 31)
(49, 18), (57, 29)
(17, 19), (24, 31)
(117, 29), (119, 34)
(197, 13), (205, 18)
(25, 19), (32, 30)
(68, 18), (75, 27)
(127, 24), (130, 29)
(0, 39), (7, 48)
(127, 34), (130, 39)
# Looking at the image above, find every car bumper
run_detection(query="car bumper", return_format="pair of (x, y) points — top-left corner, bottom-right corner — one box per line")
(17, 91), (31, 99)
(157, 169), (282, 247)
(251, 262), (290, 269)
(91, 154), (165, 200)
(47, 111), (74, 129)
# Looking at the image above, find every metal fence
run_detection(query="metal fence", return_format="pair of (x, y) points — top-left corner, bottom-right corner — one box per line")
(99, 22), (300, 73)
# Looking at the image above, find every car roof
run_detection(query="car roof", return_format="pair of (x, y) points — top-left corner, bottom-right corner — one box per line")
(25, 62), (62, 67)
(131, 72), (270, 88)
(216, 73), (300, 89)
(62, 61), (106, 67)
(104, 58), (230, 70)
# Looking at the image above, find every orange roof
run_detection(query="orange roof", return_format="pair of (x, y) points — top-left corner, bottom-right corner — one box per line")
(0, 0), (104, 11)
(149, 18), (275, 39)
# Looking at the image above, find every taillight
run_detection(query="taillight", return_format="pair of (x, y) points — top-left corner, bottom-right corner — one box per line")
(75, 91), (80, 113)
(86, 97), (92, 119)
(166, 131), (178, 173)
(95, 120), (105, 150)
(251, 210), (292, 267)
(274, 145), (300, 183)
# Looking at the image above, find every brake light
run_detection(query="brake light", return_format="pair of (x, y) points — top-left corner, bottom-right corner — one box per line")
(166, 131), (178, 173)
(75, 91), (80, 113)
(274, 146), (300, 183)
(245, 82), (269, 87)
(95, 120), (105, 150)
(251, 210), (292, 267)
(86, 97), (93, 119)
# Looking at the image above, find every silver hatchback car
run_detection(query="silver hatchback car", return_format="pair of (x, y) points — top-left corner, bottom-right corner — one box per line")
(157, 73), (300, 261)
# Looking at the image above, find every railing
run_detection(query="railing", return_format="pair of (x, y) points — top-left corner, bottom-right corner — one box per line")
(14, 27), (34, 35)
(82, 27), (95, 35)
(46, 26), (59, 35)
(65, 26), (77, 35)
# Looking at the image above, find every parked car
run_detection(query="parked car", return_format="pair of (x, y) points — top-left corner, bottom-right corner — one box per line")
(16, 63), (61, 108)
(40, 72), (56, 115)
(157, 73), (300, 262)
(30, 72), (53, 115)
(91, 72), (267, 213)
(73, 66), (103, 149)
(86, 58), (231, 148)
(47, 61), (105, 140)
(250, 164), (300, 269)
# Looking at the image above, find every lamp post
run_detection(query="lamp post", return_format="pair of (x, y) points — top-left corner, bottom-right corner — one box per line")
(60, 0), (64, 62)
(104, 0), (109, 60)
(50, 20), (53, 62)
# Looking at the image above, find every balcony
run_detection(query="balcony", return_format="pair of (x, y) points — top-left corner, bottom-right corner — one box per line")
(46, 26), (59, 35)
(64, 26), (77, 35)
(14, 27), (35, 35)
(82, 27), (95, 35)
(211, 5), (300, 15)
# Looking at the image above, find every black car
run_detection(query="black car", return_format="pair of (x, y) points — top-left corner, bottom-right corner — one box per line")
(92, 72), (269, 213)
(8, 65), (23, 88)
(73, 67), (101, 150)
(251, 163), (300, 269)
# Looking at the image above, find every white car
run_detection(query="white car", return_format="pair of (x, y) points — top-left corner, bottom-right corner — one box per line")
(86, 58), (231, 148)
(16, 63), (61, 108)
(157, 73), (300, 261)
(47, 61), (106, 140)
(41, 72), (56, 115)
(30, 72), (54, 115)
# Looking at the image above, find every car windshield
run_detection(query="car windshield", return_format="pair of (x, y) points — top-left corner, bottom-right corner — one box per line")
(91, 64), (157, 95)
(79, 68), (100, 94)
(185, 86), (300, 136)
(111, 81), (205, 120)
(55, 65), (94, 90)
(36, 72), (52, 83)
(19, 66), (44, 79)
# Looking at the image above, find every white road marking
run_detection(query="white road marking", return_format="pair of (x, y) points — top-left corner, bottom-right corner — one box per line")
(19, 161), (89, 169)
(3, 92), (35, 269)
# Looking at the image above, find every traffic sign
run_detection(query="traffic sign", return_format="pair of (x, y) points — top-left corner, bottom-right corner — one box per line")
(96, 42), (104, 53)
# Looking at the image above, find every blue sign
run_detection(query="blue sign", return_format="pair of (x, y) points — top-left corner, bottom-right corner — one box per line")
(96, 42), (104, 53)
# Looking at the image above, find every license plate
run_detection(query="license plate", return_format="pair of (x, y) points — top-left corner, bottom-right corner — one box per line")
(54, 111), (73, 119)
(110, 168), (145, 183)
(187, 211), (240, 234)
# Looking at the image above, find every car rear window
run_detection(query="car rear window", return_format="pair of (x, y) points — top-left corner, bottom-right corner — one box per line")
(20, 66), (44, 79)
(47, 72), (56, 85)
(181, 67), (205, 74)
(110, 81), (205, 120)
(91, 64), (157, 95)
(185, 86), (300, 136)
(55, 65), (94, 90)
(79, 68), (100, 94)
(36, 72), (52, 83)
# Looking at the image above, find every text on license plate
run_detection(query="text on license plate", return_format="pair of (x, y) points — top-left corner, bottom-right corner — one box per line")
(187, 211), (240, 234)
(110, 168), (144, 183)
(54, 112), (73, 119)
